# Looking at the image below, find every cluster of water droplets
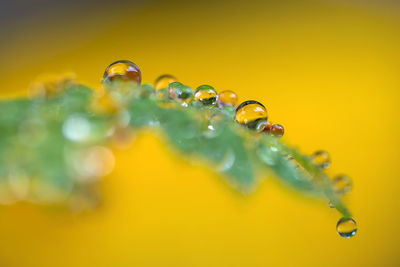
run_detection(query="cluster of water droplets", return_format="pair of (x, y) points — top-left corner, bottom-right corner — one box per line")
(102, 60), (358, 238)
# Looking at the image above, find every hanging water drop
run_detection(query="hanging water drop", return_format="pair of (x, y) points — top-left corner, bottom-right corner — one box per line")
(235, 100), (268, 131)
(154, 74), (177, 90)
(332, 174), (352, 195)
(311, 150), (330, 169)
(336, 217), (357, 238)
(194, 85), (218, 106)
(217, 90), (238, 108)
(102, 60), (141, 84)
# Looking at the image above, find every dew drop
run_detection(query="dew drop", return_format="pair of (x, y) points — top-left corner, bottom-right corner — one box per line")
(235, 100), (268, 131)
(154, 74), (177, 90)
(194, 85), (218, 106)
(311, 150), (330, 169)
(217, 90), (238, 108)
(271, 124), (284, 138)
(332, 174), (352, 195)
(102, 60), (141, 84)
(263, 121), (273, 134)
(336, 217), (357, 238)
(207, 112), (226, 132)
(168, 82), (194, 107)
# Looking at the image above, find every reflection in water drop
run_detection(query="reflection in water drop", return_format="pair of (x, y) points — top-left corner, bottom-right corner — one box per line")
(235, 100), (268, 132)
(194, 85), (218, 106)
(271, 124), (284, 138)
(102, 60), (141, 84)
(217, 90), (238, 108)
(336, 217), (357, 238)
(169, 83), (194, 107)
(310, 150), (330, 169)
(332, 174), (352, 195)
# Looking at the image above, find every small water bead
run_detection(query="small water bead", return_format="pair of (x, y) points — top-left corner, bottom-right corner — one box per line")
(207, 112), (226, 132)
(311, 150), (330, 169)
(263, 121), (273, 134)
(217, 90), (238, 108)
(167, 82), (193, 106)
(167, 82), (184, 98)
(271, 124), (284, 137)
(235, 100), (268, 131)
(332, 174), (352, 195)
(154, 74), (177, 90)
(194, 85), (218, 106)
(336, 217), (357, 238)
(170, 85), (194, 107)
(102, 60), (141, 84)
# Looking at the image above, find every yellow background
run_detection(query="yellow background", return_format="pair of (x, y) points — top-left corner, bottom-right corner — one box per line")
(1, 0), (399, 266)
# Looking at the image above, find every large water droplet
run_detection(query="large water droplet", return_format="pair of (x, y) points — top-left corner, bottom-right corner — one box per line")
(235, 100), (268, 131)
(217, 90), (238, 108)
(102, 60), (141, 84)
(154, 74), (177, 90)
(332, 174), (352, 195)
(311, 150), (330, 169)
(194, 85), (218, 106)
(336, 217), (357, 238)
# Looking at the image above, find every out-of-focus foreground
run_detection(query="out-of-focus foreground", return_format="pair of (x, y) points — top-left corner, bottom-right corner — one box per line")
(0, 0), (399, 266)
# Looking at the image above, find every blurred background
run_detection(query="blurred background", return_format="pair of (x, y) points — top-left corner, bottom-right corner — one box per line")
(0, 0), (399, 266)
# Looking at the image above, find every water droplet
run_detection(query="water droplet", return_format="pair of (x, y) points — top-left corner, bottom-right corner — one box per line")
(328, 201), (335, 208)
(62, 115), (91, 142)
(311, 150), (330, 169)
(271, 124), (284, 138)
(263, 121), (273, 134)
(102, 60), (141, 84)
(217, 90), (238, 108)
(332, 174), (352, 195)
(206, 112), (227, 135)
(336, 217), (357, 238)
(168, 82), (194, 107)
(235, 100), (268, 131)
(194, 85), (218, 106)
(154, 74), (177, 90)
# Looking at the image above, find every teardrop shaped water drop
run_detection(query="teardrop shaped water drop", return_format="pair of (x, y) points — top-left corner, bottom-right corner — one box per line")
(336, 217), (357, 238)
